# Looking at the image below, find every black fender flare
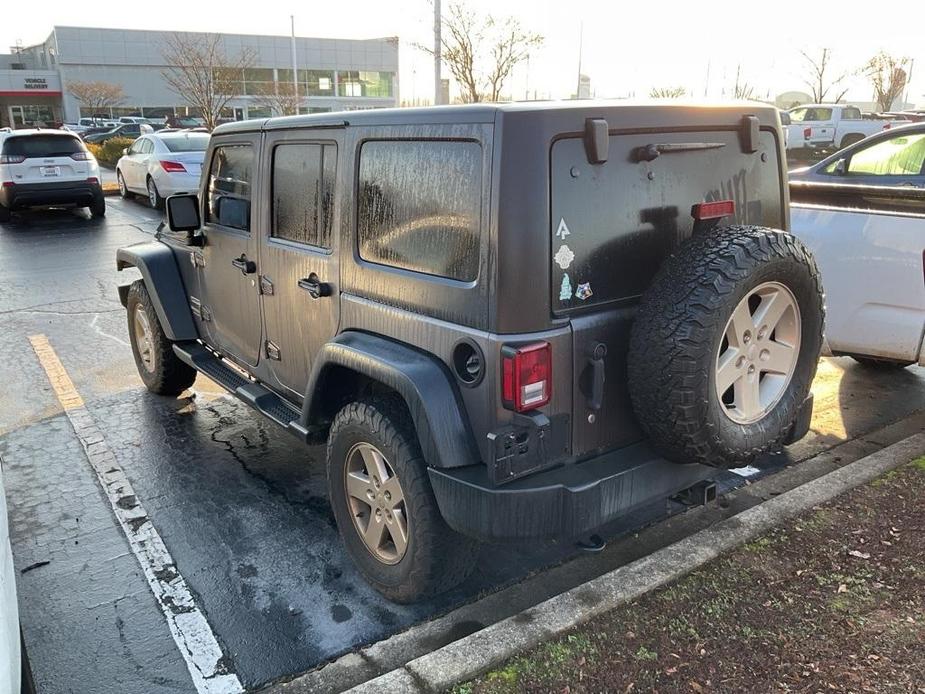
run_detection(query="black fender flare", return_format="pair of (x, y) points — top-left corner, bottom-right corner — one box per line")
(303, 332), (479, 470)
(116, 242), (197, 341)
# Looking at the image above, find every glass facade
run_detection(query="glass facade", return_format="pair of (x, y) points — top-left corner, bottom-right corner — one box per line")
(337, 71), (393, 98)
(277, 69), (335, 97)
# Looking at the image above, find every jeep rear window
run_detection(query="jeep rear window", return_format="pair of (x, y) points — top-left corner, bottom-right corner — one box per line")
(2, 134), (84, 158)
(357, 139), (481, 282)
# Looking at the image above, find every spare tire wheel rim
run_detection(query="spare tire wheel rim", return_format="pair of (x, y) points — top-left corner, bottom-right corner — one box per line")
(344, 442), (408, 565)
(715, 281), (801, 425)
(133, 305), (156, 373)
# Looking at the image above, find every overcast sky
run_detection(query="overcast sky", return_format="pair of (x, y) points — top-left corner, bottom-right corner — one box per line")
(4, 0), (924, 107)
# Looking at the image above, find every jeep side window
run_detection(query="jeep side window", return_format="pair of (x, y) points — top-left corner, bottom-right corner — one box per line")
(271, 142), (336, 249)
(206, 144), (253, 232)
(357, 139), (481, 282)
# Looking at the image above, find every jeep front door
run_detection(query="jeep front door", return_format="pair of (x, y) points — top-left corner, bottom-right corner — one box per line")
(258, 132), (341, 400)
(197, 137), (263, 367)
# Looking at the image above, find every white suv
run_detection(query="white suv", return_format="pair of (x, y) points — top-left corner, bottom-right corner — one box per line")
(0, 129), (105, 222)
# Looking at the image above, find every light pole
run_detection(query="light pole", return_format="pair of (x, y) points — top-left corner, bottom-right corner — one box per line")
(291, 15), (300, 112)
(434, 0), (442, 105)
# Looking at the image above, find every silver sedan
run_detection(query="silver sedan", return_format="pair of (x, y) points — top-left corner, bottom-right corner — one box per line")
(116, 131), (210, 209)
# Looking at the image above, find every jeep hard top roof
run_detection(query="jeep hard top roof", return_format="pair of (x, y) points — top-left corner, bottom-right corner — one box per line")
(212, 100), (782, 135)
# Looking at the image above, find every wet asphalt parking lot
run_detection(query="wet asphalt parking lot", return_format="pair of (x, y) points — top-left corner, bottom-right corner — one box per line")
(1, 195), (924, 693)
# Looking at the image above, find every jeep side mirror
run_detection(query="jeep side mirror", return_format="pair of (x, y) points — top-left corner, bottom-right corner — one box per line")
(166, 194), (201, 232)
(833, 158), (847, 176)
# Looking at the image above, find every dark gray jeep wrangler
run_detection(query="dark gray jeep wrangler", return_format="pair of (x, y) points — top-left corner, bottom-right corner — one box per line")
(117, 102), (823, 602)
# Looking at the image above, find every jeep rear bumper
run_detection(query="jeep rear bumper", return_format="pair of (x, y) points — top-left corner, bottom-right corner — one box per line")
(0, 180), (103, 209)
(428, 441), (715, 542)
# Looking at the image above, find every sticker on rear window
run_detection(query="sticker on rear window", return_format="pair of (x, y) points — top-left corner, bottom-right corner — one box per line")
(554, 244), (574, 270)
(559, 274), (573, 301)
(575, 282), (593, 301)
(555, 217), (571, 239)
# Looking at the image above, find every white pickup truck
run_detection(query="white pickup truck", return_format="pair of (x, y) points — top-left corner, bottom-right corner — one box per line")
(791, 181), (925, 368)
(787, 104), (904, 152)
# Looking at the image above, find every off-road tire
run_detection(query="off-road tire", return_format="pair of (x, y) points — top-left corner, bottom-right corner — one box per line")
(126, 280), (196, 395)
(89, 196), (106, 219)
(628, 225), (824, 467)
(327, 396), (479, 603)
(0, 205), (10, 223)
(851, 355), (914, 370)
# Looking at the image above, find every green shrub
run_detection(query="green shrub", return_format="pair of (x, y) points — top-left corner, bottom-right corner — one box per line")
(87, 137), (135, 168)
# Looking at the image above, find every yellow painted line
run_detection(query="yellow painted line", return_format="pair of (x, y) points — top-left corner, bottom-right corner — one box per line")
(28, 334), (85, 410)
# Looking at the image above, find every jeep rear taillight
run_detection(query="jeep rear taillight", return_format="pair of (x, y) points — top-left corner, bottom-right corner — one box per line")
(803, 127), (812, 139)
(501, 342), (551, 412)
(160, 160), (187, 173)
(70, 151), (93, 161)
(0, 154), (25, 164)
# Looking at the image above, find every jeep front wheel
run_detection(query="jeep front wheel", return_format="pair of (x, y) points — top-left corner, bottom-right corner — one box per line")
(628, 226), (824, 468)
(126, 280), (197, 395)
(327, 397), (478, 603)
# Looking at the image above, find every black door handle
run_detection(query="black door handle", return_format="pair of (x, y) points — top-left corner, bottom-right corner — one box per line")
(298, 273), (332, 299)
(232, 254), (256, 275)
(587, 343), (607, 411)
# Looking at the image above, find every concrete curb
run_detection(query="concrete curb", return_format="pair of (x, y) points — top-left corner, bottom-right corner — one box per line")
(344, 432), (925, 693)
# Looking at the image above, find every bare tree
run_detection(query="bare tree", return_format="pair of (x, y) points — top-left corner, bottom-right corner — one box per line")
(417, 2), (542, 103)
(731, 65), (757, 100)
(864, 52), (909, 112)
(161, 33), (257, 130)
(800, 47), (851, 103)
(649, 86), (687, 99)
(252, 81), (302, 117)
(68, 81), (125, 117)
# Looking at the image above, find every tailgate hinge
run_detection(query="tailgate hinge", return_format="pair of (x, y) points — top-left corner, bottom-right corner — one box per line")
(265, 340), (281, 361)
(259, 275), (274, 295)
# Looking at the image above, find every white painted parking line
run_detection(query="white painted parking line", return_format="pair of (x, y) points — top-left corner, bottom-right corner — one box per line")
(29, 334), (243, 694)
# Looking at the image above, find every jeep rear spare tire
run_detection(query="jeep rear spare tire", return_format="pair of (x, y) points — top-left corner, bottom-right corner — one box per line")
(628, 226), (824, 468)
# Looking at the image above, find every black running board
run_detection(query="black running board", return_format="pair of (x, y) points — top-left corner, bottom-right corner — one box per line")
(173, 342), (310, 441)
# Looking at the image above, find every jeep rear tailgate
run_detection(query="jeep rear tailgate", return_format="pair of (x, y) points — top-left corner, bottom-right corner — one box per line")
(552, 127), (786, 458)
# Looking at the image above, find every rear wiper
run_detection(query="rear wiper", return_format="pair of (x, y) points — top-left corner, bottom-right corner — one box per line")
(632, 142), (726, 162)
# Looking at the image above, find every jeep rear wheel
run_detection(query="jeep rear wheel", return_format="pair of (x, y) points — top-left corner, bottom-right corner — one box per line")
(126, 280), (197, 395)
(628, 226), (824, 468)
(327, 397), (479, 603)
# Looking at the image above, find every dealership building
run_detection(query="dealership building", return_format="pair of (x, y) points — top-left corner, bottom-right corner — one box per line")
(0, 26), (399, 128)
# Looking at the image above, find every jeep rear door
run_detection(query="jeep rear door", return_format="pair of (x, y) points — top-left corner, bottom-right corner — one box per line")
(196, 135), (263, 367)
(256, 129), (342, 401)
(551, 127), (786, 458)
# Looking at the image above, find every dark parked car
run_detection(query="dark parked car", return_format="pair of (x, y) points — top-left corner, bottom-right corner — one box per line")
(116, 102), (823, 602)
(84, 122), (150, 144)
(790, 122), (925, 188)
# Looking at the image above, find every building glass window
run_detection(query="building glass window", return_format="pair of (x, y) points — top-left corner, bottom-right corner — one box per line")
(357, 139), (481, 281)
(141, 107), (176, 119)
(243, 67), (274, 96)
(279, 69), (335, 96)
(337, 71), (393, 98)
